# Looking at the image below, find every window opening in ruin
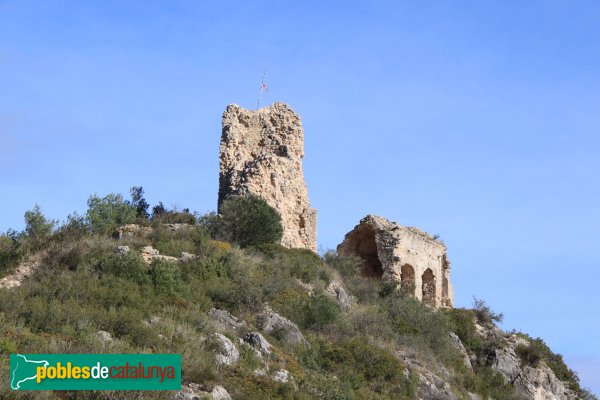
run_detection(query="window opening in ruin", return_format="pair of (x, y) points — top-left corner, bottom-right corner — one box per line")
(353, 227), (383, 278)
(422, 268), (436, 306)
(400, 264), (416, 297)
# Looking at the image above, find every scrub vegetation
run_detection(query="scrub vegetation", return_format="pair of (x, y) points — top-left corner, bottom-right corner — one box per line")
(0, 188), (585, 399)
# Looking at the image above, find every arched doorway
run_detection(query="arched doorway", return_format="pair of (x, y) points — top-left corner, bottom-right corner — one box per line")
(400, 264), (415, 297)
(352, 226), (383, 278)
(422, 269), (436, 306)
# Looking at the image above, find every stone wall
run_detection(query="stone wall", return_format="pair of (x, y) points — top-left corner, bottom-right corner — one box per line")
(219, 103), (317, 252)
(337, 215), (453, 307)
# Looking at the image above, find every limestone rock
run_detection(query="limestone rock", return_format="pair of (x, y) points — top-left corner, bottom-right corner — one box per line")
(219, 103), (317, 251)
(241, 332), (272, 357)
(205, 333), (239, 367)
(481, 329), (579, 400)
(114, 224), (153, 240)
(207, 308), (247, 331)
(256, 306), (307, 345)
(209, 386), (232, 400)
(325, 281), (355, 310)
(180, 252), (196, 263)
(175, 383), (231, 400)
(448, 332), (472, 369)
(116, 245), (130, 255)
(296, 279), (315, 296)
(140, 246), (179, 265)
(337, 215), (453, 308)
(95, 330), (112, 342)
(272, 369), (292, 384)
(417, 368), (459, 400)
(0, 252), (44, 289)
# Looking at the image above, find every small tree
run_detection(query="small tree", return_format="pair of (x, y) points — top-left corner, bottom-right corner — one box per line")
(217, 195), (283, 248)
(130, 186), (150, 220)
(86, 193), (137, 235)
(0, 230), (23, 276)
(473, 297), (504, 326)
(23, 204), (56, 250)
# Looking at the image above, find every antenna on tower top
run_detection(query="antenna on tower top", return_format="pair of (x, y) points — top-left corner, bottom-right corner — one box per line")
(257, 70), (269, 110)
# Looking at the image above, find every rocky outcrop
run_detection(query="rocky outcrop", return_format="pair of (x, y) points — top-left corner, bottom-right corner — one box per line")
(219, 103), (317, 251)
(114, 224), (153, 240)
(240, 332), (272, 357)
(207, 308), (247, 331)
(205, 333), (240, 367)
(325, 281), (355, 310)
(256, 306), (307, 345)
(487, 334), (578, 400)
(338, 215), (453, 308)
(449, 332), (472, 370)
(0, 251), (44, 289)
(175, 383), (232, 400)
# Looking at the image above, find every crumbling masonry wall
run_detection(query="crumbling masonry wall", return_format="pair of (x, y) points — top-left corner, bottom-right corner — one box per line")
(337, 215), (453, 307)
(219, 103), (317, 252)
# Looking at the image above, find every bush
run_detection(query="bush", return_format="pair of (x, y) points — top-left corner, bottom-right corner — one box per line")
(151, 259), (184, 297)
(515, 343), (542, 367)
(54, 212), (90, 242)
(473, 297), (504, 326)
(150, 225), (209, 257)
(446, 308), (483, 353)
(0, 231), (23, 277)
(86, 193), (137, 235)
(151, 202), (197, 224)
(23, 204), (56, 250)
(95, 251), (150, 286)
(515, 336), (581, 393)
(130, 186), (150, 220)
(253, 243), (322, 283)
(214, 195), (283, 248)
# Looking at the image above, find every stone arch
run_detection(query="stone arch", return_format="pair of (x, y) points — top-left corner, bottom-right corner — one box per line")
(422, 268), (436, 306)
(400, 264), (415, 296)
(352, 226), (383, 278)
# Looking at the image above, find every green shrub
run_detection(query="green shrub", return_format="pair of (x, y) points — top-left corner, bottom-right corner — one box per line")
(253, 243), (322, 283)
(54, 212), (90, 242)
(151, 259), (184, 297)
(130, 186), (150, 220)
(151, 202), (197, 224)
(384, 296), (451, 354)
(95, 251), (150, 286)
(515, 336), (581, 394)
(150, 225), (209, 257)
(23, 204), (56, 250)
(472, 297), (504, 326)
(304, 294), (341, 330)
(446, 308), (483, 353)
(0, 232), (23, 277)
(214, 195), (283, 248)
(465, 366), (525, 400)
(515, 343), (542, 367)
(86, 193), (137, 235)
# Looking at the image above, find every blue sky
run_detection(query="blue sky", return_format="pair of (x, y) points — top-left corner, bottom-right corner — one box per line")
(1, 0), (599, 393)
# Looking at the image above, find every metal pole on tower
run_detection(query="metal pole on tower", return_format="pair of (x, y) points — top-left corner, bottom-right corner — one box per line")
(257, 70), (268, 110)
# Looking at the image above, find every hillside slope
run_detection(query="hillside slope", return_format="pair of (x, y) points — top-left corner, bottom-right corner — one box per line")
(0, 204), (593, 400)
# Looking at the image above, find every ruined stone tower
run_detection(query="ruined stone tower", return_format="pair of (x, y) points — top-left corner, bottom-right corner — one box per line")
(338, 215), (453, 307)
(218, 103), (317, 252)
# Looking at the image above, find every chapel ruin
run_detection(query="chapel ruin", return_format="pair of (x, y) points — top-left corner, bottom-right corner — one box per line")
(218, 103), (317, 252)
(338, 215), (453, 307)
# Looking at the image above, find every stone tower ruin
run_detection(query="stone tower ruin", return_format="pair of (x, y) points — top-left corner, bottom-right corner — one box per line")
(218, 103), (317, 252)
(338, 215), (453, 307)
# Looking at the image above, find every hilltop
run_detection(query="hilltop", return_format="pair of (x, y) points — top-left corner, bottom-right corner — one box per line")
(0, 192), (592, 399)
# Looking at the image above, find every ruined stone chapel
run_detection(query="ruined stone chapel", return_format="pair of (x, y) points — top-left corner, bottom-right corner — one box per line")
(218, 102), (453, 307)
